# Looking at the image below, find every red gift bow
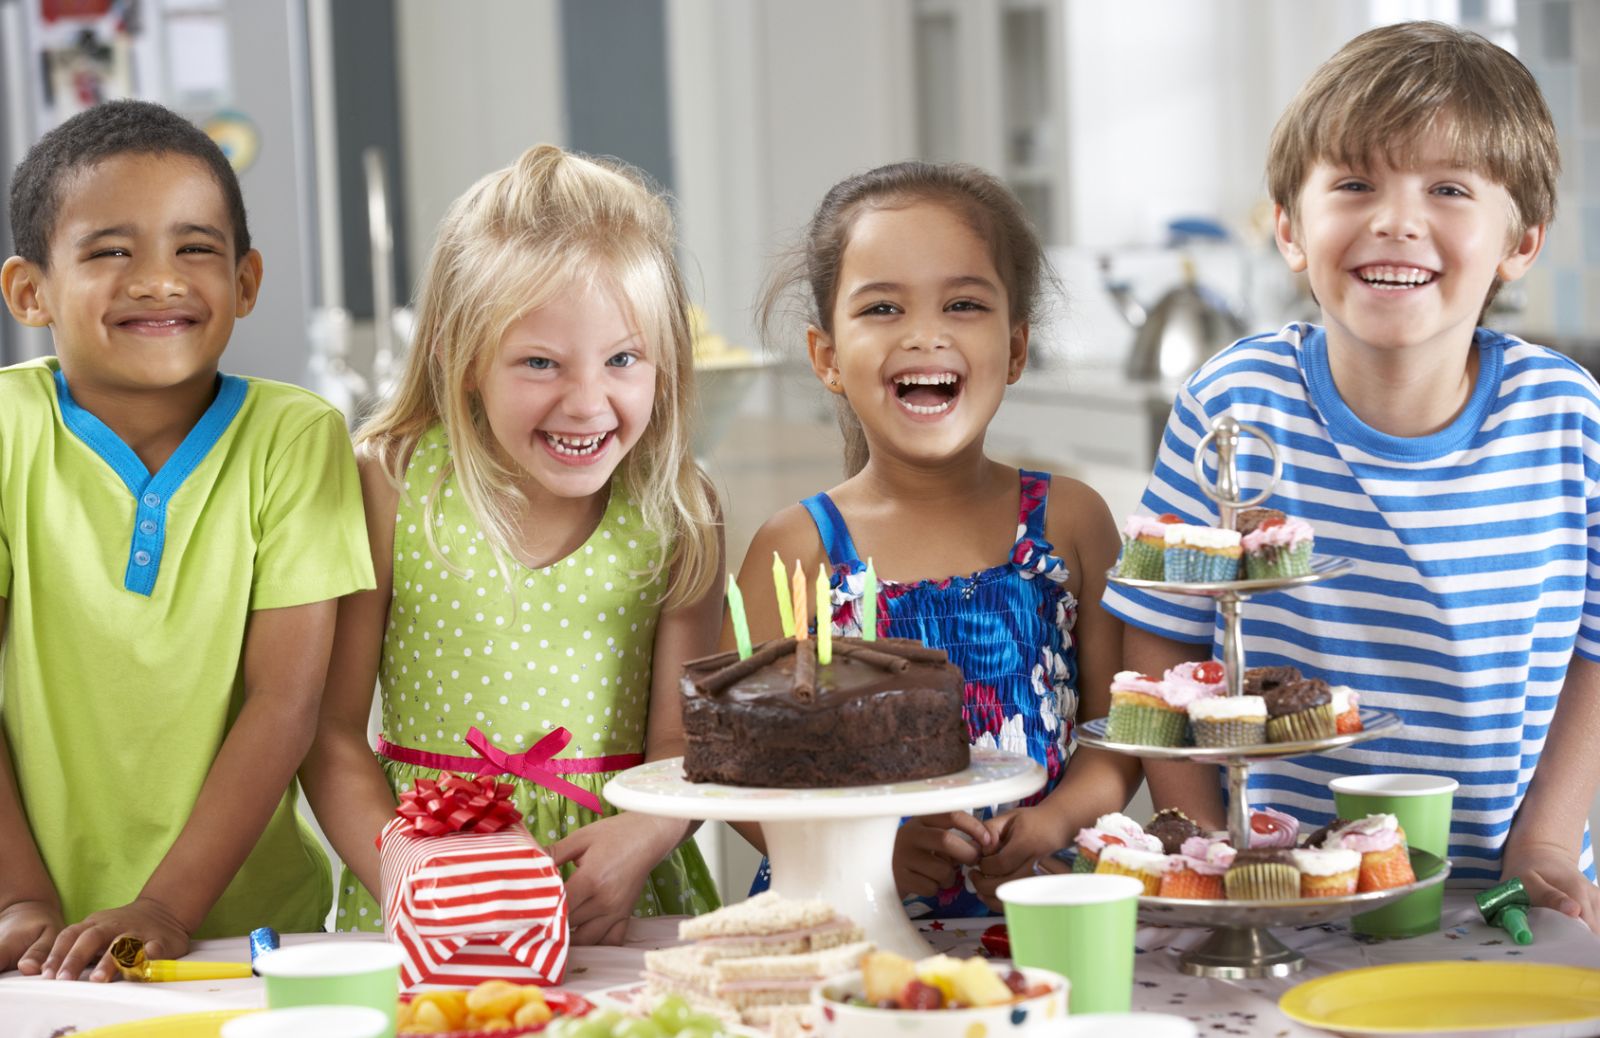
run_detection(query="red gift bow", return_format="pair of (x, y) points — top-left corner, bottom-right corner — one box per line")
(395, 774), (524, 837)
(464, 725), (606, 815)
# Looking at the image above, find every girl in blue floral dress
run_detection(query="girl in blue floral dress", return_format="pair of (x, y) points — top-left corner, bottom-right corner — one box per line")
(731, 162), (1139, 917)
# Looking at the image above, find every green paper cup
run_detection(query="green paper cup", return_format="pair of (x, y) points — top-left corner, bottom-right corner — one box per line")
(1330, 773), (1458, 937)
(254, 943), (405, 1038)
(998, 874), (1142, 1015)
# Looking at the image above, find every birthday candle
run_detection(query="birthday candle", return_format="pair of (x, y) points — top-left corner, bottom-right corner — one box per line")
(816, 564), (832, 666)
(727, 575), (753, 659)
(862, 557), (878, 641)
(792, 560), (808, 640)
(772, 551), (795, 637)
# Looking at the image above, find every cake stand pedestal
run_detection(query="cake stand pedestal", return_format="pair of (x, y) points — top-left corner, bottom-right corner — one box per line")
(605, 748), (1044, 958)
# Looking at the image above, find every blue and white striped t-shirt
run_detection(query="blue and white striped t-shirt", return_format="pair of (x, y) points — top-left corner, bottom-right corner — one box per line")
(1102, 323), (1600, 882)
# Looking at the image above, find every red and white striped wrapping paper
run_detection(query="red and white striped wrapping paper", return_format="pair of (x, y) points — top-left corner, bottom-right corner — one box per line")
(379, 817), (570, 990)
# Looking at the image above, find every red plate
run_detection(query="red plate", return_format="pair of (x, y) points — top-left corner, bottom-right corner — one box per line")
(398, 988), (593, 1037)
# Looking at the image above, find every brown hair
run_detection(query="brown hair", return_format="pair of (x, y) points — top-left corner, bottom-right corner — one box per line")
(1267, 20), (1560, 234)
(761, 161), (1052, 476)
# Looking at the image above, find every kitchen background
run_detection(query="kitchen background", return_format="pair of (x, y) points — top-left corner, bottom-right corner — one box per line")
(1, 0), (1598, 909)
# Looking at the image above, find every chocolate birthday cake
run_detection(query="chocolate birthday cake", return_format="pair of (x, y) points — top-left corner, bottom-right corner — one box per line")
(680, 636), (969, 788)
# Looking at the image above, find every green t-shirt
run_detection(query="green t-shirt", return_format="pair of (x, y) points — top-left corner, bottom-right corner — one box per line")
(0, 359), (375, 936)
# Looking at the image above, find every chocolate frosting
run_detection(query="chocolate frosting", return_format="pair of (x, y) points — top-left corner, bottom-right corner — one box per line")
(1243, 665), (1303, 698)
(1234, 507), (1286, 536)
(1231, 848), (1295, 867)
(1146, 809), (1203, 855)
(1305, 818), (1355, 849)
(1261, 677), (1332, 718)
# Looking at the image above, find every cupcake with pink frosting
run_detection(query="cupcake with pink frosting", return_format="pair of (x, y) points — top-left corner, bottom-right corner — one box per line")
(1238, 510), (1315, 579)
(1072, 812), (1163, 873)
(1118, 513), (1183, 579)
(1248, 807), (1301, 848)
(1159, 836), (1236, 899)
(1106, 670), (1187, 746)
(1323, 814), (1416, 891)
(1162, 660), (1227, 704)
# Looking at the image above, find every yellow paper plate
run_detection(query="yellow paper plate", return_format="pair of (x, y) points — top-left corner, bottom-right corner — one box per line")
(78, 1009), (254, 1037)
(1280, 962), (1600, 1036)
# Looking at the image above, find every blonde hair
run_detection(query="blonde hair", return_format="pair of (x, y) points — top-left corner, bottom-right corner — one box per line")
(359, 144), (718, 608)
(1267, 21), (1559, 234)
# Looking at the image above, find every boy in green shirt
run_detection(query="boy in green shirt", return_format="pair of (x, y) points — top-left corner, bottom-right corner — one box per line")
(0, 100), (373, 981)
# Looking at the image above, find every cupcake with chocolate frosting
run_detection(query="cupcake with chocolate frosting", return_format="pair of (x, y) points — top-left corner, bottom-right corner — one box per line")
(1146, 808), (1204, 855)
(1263, 677), (1337, 743)
(1224, 848), (1301, 901)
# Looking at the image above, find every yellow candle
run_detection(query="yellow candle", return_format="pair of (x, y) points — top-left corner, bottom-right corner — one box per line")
(862, 557), (878, 641)
(727, 575), (753, 659)
(792, 561), (808, 641)
(772, 551), (795, 637)
(816, 564), (832, 666)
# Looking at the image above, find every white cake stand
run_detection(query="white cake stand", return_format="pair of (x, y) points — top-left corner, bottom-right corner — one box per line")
(604, 748), (1045, 958)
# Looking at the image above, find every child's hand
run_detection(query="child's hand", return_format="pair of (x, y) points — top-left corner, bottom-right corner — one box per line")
(40, 896), (189, 981)
(893, 812), (993, 899)
(0, 900), (63, 975)
(550, 813), (685, 946)
(1502, 841), (1600, 934)
(972, 807), (1067, 910)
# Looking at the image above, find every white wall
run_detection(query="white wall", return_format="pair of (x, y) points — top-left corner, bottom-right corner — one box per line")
(393, 0), (567, 291)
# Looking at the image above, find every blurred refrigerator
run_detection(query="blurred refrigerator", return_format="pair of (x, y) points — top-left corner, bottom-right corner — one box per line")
(0, 0), (323, 385)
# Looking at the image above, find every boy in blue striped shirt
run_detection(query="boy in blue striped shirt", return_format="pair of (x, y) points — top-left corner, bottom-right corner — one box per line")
(1104, 21), (1600, 928)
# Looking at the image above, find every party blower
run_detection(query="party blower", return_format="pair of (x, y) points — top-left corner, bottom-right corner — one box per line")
(109, 926), (279, 981)
(1475, 877), (1534, 946)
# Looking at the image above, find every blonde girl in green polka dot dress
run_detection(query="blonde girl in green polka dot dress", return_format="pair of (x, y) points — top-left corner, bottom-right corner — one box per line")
(300, 145), (723, 943)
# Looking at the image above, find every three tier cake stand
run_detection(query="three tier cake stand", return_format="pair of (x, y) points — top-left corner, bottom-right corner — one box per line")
(1074, 414), (1449, 978)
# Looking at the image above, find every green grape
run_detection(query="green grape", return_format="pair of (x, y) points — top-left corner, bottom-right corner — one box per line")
(674, 1024), (723, 1038)
(649, 994), (694, 1033)
(611, 1017), (668, 1038)
(682, 1011), (724, 1032)
(572, 1013), (622, 1038)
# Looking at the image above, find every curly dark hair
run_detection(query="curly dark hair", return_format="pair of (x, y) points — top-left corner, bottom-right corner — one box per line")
(8, 99), (250, 268)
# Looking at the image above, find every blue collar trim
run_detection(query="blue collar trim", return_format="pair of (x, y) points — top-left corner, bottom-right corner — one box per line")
(54, 370), (249, 595)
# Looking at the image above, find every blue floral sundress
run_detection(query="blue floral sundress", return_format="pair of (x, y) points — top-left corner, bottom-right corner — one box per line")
(749, 470), (1080, 917)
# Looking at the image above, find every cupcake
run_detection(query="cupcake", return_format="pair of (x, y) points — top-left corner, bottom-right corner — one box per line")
(1160, 836), (1235, 900)
(1326, 814), (1416, 892)
(1234, 507), (1286, 534)
(1095, 844), (1170, 896)
(1106, 671), (1187, 746)
(1292, 847), (1361, 897)
(1248, 807), (1300, 849)
(1304, 817), (1355, 850)
(1163, 524), (1242, 583)
(1263, 677), (1337, 743)
(1188, 695), (1268, 748)
(1146, 808), (1204, 855)
(1331, 687), (1363, 734)
(1118, 513), (1181, 579)
(1243, 664), (1302, 697)
(1073, 813), (1163, 872)
(1163, 660), (1227, 703)
(1240, 514), (1315, 579)
(1224, 848), (1301, 901)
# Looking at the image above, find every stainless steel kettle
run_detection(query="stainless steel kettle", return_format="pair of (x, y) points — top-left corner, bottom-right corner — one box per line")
(1103, 256), (1246, 382)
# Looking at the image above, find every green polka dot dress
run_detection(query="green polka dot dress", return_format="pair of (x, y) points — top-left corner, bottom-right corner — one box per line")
(334, 425), (719, 931)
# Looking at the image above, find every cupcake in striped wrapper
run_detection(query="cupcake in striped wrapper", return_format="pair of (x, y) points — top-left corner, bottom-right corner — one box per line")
(1224, 848), (1301, 901)
(1325, 814), (1416, 892)
(1262, 677), (1337, 743)
(1095, 844), (1170, 896)
(1331, 686), (1362, 734)
(1159, 836), (1235, 900)
(1117, 513), (1182, 579)
(1292, 847), (1361, 897)
(1106, 671), (1188, 746)
(1163, 523), (1242, 583)
(1188, 695), (1268, 748)
(1238, 511), (1315, 579)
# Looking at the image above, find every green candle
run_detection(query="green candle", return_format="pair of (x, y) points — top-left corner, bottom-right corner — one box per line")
(862, 557), (878, 641)
(727, 575), (753, 659)
(816, 564), (832, 666)
(772, 551), (795, 637)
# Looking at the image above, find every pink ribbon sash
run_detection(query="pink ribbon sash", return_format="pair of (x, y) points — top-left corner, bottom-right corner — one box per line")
(376, 726), (642, 815)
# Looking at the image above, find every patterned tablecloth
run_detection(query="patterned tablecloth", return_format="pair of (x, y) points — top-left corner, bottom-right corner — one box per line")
(4, 892), (1598, 1037)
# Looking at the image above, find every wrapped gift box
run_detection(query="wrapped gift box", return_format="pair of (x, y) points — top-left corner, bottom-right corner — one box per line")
(379, 776), (570, 989)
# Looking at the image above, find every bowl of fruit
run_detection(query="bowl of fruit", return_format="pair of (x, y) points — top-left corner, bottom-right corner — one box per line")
(396, 980), (591, 1035)
(543, 994), (740, 1038)
(814, 951), (1067, 1038)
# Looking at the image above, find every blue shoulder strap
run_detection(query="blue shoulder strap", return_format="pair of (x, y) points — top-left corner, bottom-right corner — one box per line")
(1017, 469), (1052, 543)
(800, 492), (861, 568)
